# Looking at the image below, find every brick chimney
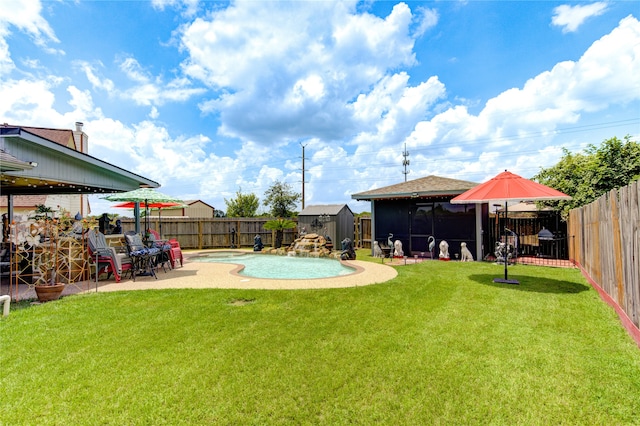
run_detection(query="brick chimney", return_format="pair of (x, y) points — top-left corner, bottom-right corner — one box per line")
(72, 121), (89, 154)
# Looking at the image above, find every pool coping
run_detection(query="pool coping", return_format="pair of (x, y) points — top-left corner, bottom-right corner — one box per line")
(94, 250), (398, 292)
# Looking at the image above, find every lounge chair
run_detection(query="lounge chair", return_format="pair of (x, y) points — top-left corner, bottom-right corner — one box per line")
(87, 229), (132, 283)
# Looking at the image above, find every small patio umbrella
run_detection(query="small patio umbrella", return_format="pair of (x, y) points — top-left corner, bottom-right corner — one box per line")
(104, 188), (184, 235)
(451, 170), (571, 284)
(112, 201), (185, 238)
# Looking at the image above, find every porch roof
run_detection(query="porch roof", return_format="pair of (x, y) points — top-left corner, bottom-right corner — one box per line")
(1, 124), (159, 196)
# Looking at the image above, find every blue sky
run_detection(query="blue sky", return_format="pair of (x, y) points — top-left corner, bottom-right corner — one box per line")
(1, 0), (638, 214)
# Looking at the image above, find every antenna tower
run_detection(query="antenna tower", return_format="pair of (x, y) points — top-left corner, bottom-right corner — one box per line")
(402, 143), (410, 182)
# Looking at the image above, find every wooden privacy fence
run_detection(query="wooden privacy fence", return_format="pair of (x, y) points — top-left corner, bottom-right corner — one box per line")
(120, 217), (374, 250)
(569, 180), (640, 331)
(119, 218), (298, 250)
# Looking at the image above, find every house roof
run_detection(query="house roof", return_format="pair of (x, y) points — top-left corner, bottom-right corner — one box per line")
(352, 175), (479, 201)
(21, 126), (75, 149)
(0, 194), (47, 208)
(1, 124), (159, 196)
(299, 204), (352, 216)
(0, 149), (36, 172)
(183, 199), (215, 209)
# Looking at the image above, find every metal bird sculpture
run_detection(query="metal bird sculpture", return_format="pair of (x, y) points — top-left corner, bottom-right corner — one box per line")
(428, 236), (436, 258)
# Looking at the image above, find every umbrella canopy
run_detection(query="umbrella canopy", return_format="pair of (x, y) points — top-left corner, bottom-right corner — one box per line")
(450, 170), (572, 204)
(104, 188), (184, 235)
(111, 201), (185, 238)
(451, 170), (571, 284)
(104, 188), (184, 204)
(112, 201), (184, 209)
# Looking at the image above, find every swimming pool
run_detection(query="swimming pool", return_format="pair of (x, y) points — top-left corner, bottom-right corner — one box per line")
(193, 252), (356, 279)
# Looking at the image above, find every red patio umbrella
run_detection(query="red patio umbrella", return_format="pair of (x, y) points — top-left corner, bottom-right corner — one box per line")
(451, 170), (571, 284)
(112, 201), (184, 238)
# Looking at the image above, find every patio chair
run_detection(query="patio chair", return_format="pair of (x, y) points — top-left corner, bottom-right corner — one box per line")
(146, 229), (171, 273)
(147, 229), (183, 268)
(87, 229), (132, 283)
(124, 231), (160, 280)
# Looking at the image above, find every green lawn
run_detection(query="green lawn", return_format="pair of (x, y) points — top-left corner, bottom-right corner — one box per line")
(2, 254), (639, 425)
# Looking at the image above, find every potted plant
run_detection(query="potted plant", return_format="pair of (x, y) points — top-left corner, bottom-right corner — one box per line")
(27, 205), (93, 302)
(34, 267), (65, 302)
(26, 205), (64, 302)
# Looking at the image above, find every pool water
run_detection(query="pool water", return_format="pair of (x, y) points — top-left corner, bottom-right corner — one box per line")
(194, 252), (355, 279)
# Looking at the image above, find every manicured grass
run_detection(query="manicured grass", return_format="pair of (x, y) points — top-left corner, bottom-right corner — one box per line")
(2, 254), (639, 424)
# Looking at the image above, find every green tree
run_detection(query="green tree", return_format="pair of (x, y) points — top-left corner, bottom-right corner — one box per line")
(263, 218), (297, 248)
(263, 181), (301, 218)
(224, 189), (259, 217)
(534, 135), (640, 216)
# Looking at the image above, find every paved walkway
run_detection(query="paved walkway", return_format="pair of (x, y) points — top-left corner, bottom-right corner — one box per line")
(1, 252), (398, 300)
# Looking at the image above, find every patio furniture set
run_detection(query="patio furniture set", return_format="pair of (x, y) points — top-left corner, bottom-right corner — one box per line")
(87, 228), (183, 283)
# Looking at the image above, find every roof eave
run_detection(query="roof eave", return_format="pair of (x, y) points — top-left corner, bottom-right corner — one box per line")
(352, 189), (470, 201)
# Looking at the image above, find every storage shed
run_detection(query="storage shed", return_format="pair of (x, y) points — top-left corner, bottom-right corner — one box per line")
(298, 204), (354, 248)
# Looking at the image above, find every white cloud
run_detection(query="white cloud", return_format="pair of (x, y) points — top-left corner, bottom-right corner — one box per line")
(405, 15), (640, 162)
(1, 1), (638, 214)
(151, 0), (199, 17)
(181, 1), (420, 144)
(0, 76), (105, 127)
(74, 61), (115, 92)
(0, 0), (59, 47)
(118, 65), (206, 107)
(75, 57), (205, 107)
(0, 0), (62, 75)
(552, 2), (608, 33)
(412, 6), (438, 37)
(119, 57), (151, 84)
(0, 31), (14, 75)
(351, 73), (446, 151)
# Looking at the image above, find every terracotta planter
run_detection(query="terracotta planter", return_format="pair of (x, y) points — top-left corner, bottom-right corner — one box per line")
(35, 283), (65, 302)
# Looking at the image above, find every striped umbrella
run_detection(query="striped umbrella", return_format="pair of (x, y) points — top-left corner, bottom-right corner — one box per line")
(104, 188), (184, 235)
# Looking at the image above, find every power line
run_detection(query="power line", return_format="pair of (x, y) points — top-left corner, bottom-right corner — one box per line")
(300, 142), (308, 210)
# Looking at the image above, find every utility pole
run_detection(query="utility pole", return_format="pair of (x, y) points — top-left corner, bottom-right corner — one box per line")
(402, 143), (410, 182)
(300, 142), (308, 210)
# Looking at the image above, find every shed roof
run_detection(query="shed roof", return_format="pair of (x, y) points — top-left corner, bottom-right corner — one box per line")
(299, 204), (353, 216)
(352, 175), (479, 201)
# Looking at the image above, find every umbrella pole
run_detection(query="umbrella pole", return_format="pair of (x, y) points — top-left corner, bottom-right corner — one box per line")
(145, 199), (150, 237)
(134, 203), (140, 234)
(504, 201), (508, 280)
(494, 201), (519, 285)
